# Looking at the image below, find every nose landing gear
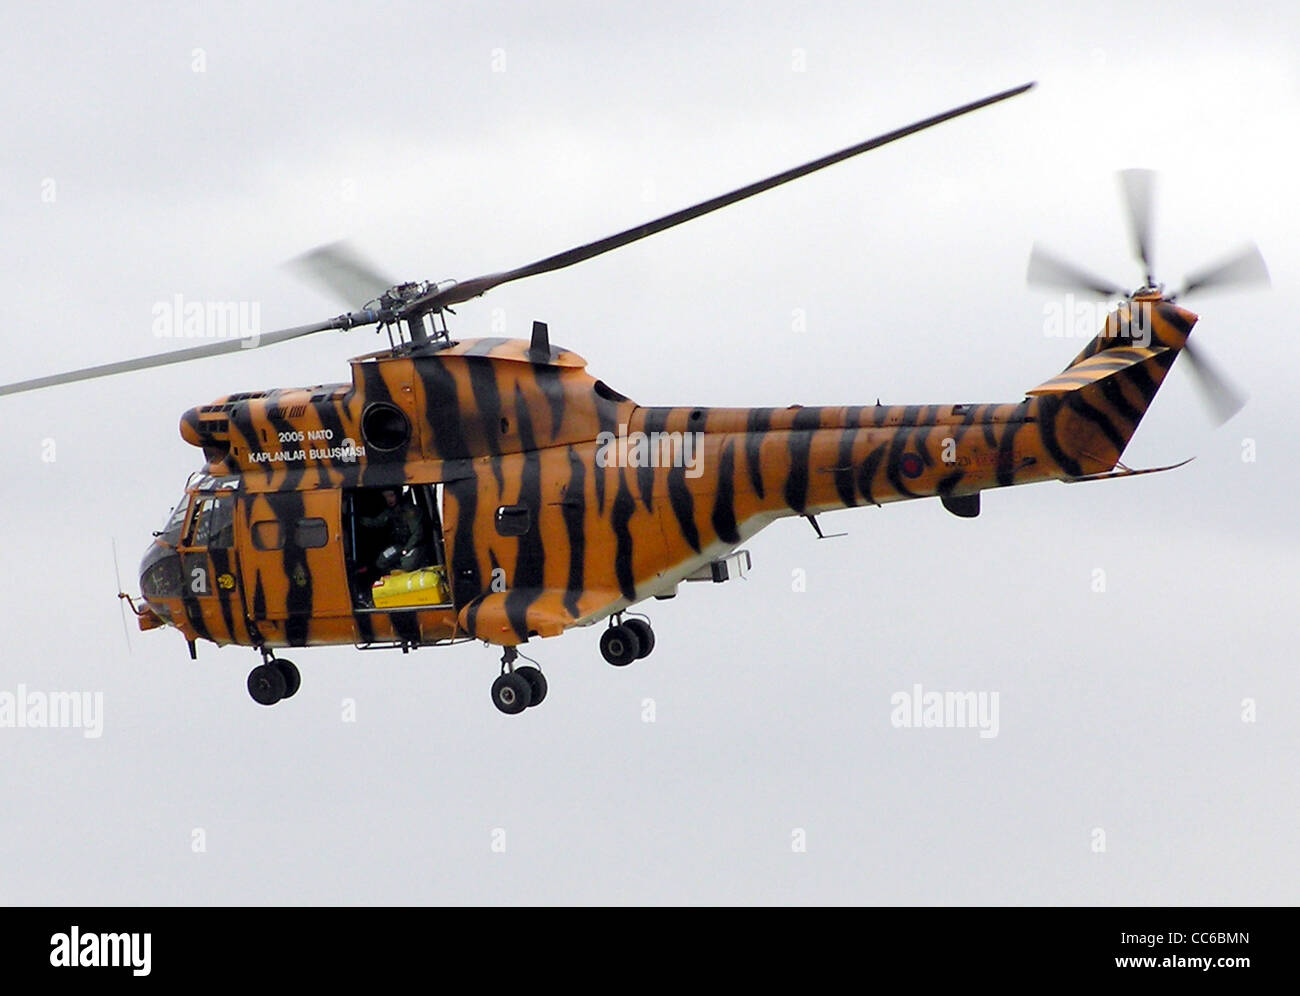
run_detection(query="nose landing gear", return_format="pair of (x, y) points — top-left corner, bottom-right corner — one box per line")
(247, 652), (300, 706)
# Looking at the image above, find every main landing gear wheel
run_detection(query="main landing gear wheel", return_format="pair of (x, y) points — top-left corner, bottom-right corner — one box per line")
(274, 659), (301, 699)
(491, 672), (532, 715)
(623, 618), (655, 659)
(600, 625), (642, 667)
(514, 665), (548, 707)
(247, 663), (287, 706)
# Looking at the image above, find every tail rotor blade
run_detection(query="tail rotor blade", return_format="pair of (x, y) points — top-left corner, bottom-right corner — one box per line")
(1182, 338), (1247, 425)
(1026, 244), (1126, 297)
(1176, 243), (1270, 299)
(1119, 168), (1157, 284)
(1044, 169), (1256, 426)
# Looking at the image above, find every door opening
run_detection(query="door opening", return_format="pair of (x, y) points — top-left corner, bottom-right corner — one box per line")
(343, 485), (450, 610)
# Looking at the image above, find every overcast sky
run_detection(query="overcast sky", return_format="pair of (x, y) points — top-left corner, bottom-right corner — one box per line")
(0, 0), (1296, 904)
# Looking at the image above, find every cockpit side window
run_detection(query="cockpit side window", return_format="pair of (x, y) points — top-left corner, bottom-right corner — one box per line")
(186, 494), (235, 549)
(157, 501), (189, 546)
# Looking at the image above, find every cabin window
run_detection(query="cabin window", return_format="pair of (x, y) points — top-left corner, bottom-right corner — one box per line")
(251, 521), (284, 551)
(495, 505), (531, 537)
(295, 517), (329, 549)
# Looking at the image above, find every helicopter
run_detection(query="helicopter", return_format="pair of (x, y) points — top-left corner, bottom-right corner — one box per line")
(1, 82), (1269, 714)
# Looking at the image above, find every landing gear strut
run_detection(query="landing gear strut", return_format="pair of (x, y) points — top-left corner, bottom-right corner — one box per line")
(491, 646), (547, 715)
(247, 650), (300, 706)
(600, 614), (655, 666)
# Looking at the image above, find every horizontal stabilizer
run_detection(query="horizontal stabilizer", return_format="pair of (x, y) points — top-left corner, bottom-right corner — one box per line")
(1063, 457), (1193, 484)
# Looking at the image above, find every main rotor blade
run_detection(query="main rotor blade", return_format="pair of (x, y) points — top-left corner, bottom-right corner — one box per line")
(288, 241), (396, 309)
(1026, 244), (1126, 297)
(406, 82), (1036, 314)
(1182, 338), (1247, 425)
(1119, 168), (1156, 284)
(0, 312), (376, 398)
(1176, 243), (1270, 299)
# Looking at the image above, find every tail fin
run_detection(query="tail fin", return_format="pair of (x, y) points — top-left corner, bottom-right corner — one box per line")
(1027, 299), (1197, 477)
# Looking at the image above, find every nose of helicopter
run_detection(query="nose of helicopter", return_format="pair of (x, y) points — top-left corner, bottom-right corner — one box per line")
(138, 539), (182, 624)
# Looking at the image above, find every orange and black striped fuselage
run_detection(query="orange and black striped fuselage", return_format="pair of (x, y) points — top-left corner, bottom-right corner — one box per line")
(138, 297), (1196, 653)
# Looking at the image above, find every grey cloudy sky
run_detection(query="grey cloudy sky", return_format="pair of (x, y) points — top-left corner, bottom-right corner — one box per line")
(0, 0), (1296, 904)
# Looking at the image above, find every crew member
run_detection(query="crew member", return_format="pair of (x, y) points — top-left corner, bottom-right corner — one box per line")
(361, 488), (429, 574)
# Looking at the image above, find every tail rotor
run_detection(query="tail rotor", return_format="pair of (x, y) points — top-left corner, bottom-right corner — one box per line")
(1026, 170), (1268, 425)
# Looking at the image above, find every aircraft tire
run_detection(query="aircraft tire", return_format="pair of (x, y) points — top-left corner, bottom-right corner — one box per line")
(248, 663), (287, 706)
(274, 659), (301, 699)
(515, 666), (548, 707)
(623, 619), (655, 659)
(491, 672), (532, 714)
(600, 625), (641, 667)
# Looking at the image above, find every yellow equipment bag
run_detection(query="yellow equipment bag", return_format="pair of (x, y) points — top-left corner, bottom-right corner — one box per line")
(371, 566), (451, 608)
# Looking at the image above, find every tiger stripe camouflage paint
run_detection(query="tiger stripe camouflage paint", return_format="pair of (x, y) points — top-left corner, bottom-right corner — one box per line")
(143, 299), (1195, 652)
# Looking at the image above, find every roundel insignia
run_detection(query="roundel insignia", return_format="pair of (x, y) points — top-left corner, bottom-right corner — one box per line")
(899, 452), (924, 479)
